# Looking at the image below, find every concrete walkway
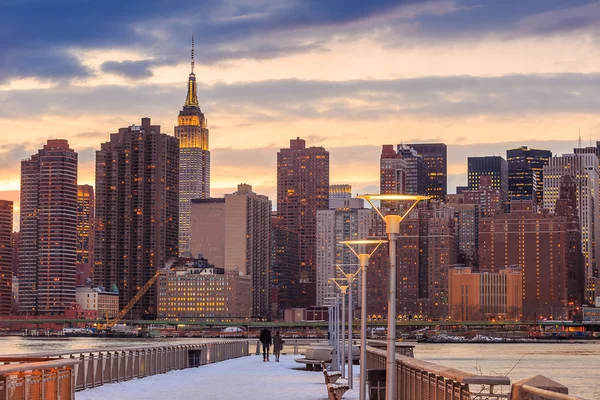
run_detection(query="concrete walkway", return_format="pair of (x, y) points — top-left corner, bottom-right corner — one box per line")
(77, 354), (360, 400)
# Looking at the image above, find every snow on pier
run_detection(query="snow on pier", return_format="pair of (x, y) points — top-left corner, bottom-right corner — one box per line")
(77, 354), (360, 400)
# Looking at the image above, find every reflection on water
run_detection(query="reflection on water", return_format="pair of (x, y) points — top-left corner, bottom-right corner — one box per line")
(0, 337), (217, 355)
(415, 342), (600, 399)
(0, 338), (597, 398)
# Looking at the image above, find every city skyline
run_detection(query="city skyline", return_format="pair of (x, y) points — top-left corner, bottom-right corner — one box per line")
(3, 1), (600, 225)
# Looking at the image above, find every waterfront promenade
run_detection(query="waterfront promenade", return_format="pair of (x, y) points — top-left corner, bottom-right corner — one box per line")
(77, 354), (360, 400)
(0, 339), (594, 399)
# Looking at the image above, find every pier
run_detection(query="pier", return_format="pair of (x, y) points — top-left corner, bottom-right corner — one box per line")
(0, 339), (589, 400)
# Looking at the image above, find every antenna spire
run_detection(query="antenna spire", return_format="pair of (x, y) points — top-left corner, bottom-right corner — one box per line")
(578, 128), (582, 148)
(191, 35), (195, 74)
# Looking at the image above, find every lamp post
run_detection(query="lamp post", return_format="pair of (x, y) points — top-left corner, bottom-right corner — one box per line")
(332, 263), (360, 390)
(358, 194), (428, 400)
(330, 280), (348, 379)
(340, 239), (387, 400)
(324, 295), (340, 371)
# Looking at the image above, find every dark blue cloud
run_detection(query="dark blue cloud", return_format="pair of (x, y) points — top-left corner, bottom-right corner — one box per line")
(0, 0), (426, 82)
(101, 59), (158, 79)
(0, 0), (597, 83)
(416, 0), (593, 38)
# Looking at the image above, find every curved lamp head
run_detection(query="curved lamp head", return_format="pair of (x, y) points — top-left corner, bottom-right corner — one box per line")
(339, 239), (388, 258)
(357, 194), (430, 201)
(358, 193), (430, 220)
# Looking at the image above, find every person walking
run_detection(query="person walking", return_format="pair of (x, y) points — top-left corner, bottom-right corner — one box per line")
(259, 327), (272, 362)
(272, 331), (284, 362)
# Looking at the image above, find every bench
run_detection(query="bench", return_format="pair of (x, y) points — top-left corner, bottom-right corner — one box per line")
(321, 362), (349, 400)
(294, 358), (330, 371)
(320, 362), (341, 384)
(294, 345), (333, 370)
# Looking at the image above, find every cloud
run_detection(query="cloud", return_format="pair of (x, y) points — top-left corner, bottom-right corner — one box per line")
(0, 0), (432, 83)
(0, 49), (90, 83)
(0, 143), (36, 169)
(4, 73), (600, 121)
(101, 60), (158, 79)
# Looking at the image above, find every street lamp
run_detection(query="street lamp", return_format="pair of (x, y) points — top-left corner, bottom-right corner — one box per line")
(340, 239), (387, 400)
(357, 194), (429, 400)
(332, 269), (355, 389)
(330, 278), (348, 379)
(324, 295), (340, 371)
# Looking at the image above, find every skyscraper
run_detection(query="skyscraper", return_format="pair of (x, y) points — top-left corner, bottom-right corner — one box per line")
(11, 231), (19, 276)
(574, 140), (600, 159)
(380, 145), (406, 196)
(396, 145), (428, 196)
(19, 140), (78, 314)
(76, 185), (94, 286)
(176, 37), (210, 256)
(95, 118), (179, 318)
(468, 156), (508, 203)
(543, 153), (599, 303)
(506, 146), (551, 206)
(277, 137), (329, 307)
(271, 215), (299, 319)
(329, 184), (352, 208)
(407, 143), (447, 200)
(190, 184), (272, 318)
(422, 203), (457, 319)
(316, 198), (371, 307)
(479, 199), (583, 318)
(380, 145), (406, 210)
(0, 200), (13, 315)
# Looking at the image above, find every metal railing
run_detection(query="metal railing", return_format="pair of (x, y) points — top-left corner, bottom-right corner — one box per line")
(367, 345), (511, 400)
(516, 385), (582, 400)
(366, 346), (586, 400)
(0, 358), (79, 400)
(0, 340), (250, 396)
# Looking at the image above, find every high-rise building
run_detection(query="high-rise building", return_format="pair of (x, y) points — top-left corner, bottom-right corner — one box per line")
(176, 38), (210, 257)
(277, 138), (329, 307)
(329, 184), (352, 208)
(271, 216), (299, 320)
(507, 146), (552, 206)
(574, 141), (600, 159)
(19, 140), (78, 315)
(468, 156), (508, 204)
(396, 145), (428, 196)
(380, 145), (406, 195)
(367, 211), (423, 319)
(407, 143), (447, 200)
(76, 185), (94, 286)
(422, 203), (457, 319)
(479, 199), (584, 318)
(157, 257), (251, 322)
(0, 201), (13, 315)
(367, 202), (456, 320)
(460, 176), (502, 217)
(316, 198), (371, 307)
(191, 184), (271, 318)
(11, 231), (19, 276)
(94, 118), (179, 319)
(448, 266), (522, 321)
(446, 199), (479, 267)
(543, 153), (599, 303)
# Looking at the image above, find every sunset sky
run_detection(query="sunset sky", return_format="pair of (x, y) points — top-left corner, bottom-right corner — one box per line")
(2, 0), (600, 227)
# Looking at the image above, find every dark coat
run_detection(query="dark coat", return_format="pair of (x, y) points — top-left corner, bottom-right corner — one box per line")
(259, 328), (272, 345)
(273, 335), (284, 352)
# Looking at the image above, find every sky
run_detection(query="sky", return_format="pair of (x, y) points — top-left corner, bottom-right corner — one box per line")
(2, 0), (600, 228)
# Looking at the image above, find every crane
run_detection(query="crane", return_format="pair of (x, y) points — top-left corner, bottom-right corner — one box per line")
(106, 266), (170, 329)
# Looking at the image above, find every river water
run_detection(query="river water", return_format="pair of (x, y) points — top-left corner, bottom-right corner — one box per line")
(415, 342), (600, 399)
(0, 338), (597, 399)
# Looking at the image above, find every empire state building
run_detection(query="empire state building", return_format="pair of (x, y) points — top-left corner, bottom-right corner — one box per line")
(176, 37), (210, 256)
